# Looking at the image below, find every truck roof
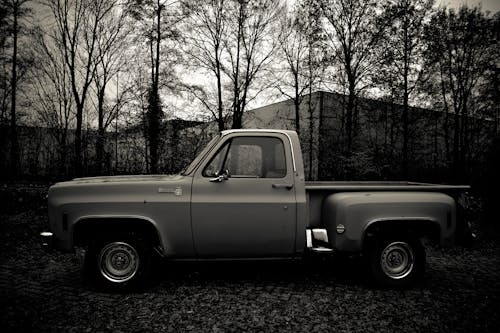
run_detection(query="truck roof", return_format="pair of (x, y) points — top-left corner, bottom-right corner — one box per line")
(221, 129), (297, 136)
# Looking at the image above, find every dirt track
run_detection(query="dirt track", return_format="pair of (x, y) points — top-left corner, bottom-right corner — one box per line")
(1, 186), (499, 332)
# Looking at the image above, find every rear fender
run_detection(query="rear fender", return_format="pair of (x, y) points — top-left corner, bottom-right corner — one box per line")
(321, 192), (456, 252)
(363, 217), (443, 246)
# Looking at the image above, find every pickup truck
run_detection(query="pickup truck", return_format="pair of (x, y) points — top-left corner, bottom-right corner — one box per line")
(41, 129), (469, 289)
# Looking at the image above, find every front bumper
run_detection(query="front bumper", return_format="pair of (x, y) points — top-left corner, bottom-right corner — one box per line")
(40, 231), (53, 251)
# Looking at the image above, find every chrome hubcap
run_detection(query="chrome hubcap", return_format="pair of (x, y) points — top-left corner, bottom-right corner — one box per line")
(99, 242), (139, 283)
(380, 242), (414, 279)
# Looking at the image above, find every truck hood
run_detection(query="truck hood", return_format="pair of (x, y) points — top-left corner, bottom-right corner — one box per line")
(48, 173), (192, 208)
(49, 173), (190, 195)
(65, 174), (183, 185)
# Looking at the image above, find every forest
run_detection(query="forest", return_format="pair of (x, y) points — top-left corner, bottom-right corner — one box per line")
(0, 0), (498, 189)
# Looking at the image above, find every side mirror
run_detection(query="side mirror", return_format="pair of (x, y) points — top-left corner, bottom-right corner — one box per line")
(210, 169), (229, 182)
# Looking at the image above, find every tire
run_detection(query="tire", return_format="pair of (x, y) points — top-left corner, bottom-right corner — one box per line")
(365, 236), (425, 288)
(84, 233), (152, 291)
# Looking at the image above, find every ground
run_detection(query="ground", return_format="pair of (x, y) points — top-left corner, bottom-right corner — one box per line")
(0, 183), (499, 332)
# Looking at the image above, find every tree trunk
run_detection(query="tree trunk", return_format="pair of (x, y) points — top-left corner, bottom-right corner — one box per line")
(452, 105), (460, 182)
(216, 57), (224, 131)
(231, 2), (243, 130)
(231, 106), (242, 129)
(346, 80), (355, 154)
(59, 129), (68, 176)
(75, 103), (83, 176)
(402, 15), (409, 179)
(461, 95), (469, 180)
(148, 0), (162, 174)
(402, 80), (409, 178)
(307, 41), (314, 180)
(96, 89), (105, 175)
(10, 0), (19, 177)
(308, 61), (314, 181)
(294, 72), (300, 135)
(148, 90), (160, 174)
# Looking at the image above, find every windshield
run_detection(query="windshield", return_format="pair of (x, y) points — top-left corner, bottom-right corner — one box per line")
(180, 134), (221, 175)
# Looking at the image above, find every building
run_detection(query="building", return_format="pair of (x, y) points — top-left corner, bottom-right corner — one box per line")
(241, 91), (493, 181)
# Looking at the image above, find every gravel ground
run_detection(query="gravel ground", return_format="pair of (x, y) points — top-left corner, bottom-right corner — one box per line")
(1, 184), (499, 332)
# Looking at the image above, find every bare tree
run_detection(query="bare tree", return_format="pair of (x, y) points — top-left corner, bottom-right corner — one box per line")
(224, 0), (282, 129)
(44, 0), (115, 176)
(476, 12), (500, 136)
(1, 1), (11, 123)
(275, 3), (311, 135)
(379, 0), (434, 178)
(320, 0), (386, 152)
(301, 0), (325, 180)
(92, 1), (127, 174)
(3, 0), (31, 176)
(182, 0), (227, 131)
(181, 0), (281, 130)
(271, 0), (324, 179)
(30, 27), (75, 174)
(146, 0), (163, 174)
(425, 6), (497, 181)
(126, 0), (183, 173)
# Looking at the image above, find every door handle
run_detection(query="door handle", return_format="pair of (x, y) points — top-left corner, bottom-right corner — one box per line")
(272, 183), (293, 190)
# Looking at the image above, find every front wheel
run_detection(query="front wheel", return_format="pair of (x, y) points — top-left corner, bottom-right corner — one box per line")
(84, 234), (152, 291)
(365, 236), (425, 288)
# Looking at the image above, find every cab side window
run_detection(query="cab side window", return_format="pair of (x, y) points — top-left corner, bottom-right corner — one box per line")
(202, 136), (286, 178)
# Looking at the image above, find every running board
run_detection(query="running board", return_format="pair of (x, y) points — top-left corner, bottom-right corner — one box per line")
(311, 246), (334, 253)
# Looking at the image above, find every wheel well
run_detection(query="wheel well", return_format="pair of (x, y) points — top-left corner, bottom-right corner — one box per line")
(364, 219), (441, 245)
(73, 218), (162, 248)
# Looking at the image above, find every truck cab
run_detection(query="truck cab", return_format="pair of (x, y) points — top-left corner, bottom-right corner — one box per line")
(189, 130), (305, 258)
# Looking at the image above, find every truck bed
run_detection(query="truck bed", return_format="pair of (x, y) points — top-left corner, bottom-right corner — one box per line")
(305, 181), (469, 228)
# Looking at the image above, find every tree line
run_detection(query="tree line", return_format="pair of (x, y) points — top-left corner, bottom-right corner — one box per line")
(0, 0), (498, 181)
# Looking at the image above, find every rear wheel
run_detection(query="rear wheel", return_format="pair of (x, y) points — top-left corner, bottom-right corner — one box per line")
(84, 233), (152, 291)
(365, 236), (425, 288)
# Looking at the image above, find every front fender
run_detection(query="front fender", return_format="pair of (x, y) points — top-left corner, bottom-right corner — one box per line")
(72, 215), (165, 249)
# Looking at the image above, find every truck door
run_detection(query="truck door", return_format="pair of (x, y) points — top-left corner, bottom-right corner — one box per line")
(191, 133), (297, 257)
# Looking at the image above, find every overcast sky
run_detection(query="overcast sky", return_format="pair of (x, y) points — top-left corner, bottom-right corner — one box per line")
(25, 0), (499, 121)
(437, 0), (500, 13)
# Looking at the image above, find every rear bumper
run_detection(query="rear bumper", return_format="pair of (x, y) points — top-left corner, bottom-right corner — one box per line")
(40, 231), (53, 251)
